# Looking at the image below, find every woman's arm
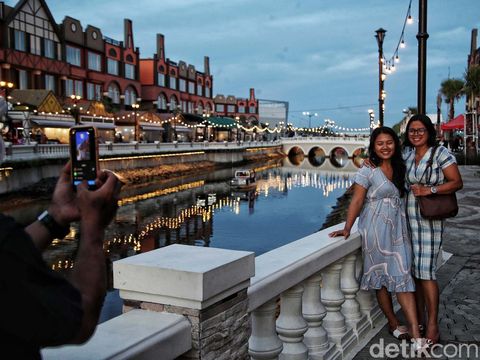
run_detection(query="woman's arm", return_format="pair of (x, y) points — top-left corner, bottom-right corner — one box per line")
(329, 184), (367, 239)
(411, 163), (463, 197)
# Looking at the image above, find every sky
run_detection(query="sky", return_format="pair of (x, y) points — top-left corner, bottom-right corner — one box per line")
(9, 0), (480, 130)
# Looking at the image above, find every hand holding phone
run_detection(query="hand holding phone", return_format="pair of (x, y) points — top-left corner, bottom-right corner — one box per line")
(69, 126), (99, 189)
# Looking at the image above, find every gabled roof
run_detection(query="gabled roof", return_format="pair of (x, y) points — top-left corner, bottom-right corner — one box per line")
(4, 0), (61, 40)
(10, 89), (63, 113)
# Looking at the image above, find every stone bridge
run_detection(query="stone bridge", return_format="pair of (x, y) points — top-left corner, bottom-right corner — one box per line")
(281, 136), (369, 169)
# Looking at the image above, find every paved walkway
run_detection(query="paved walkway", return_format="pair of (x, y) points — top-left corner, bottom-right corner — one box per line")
(354, 165), (480, 359)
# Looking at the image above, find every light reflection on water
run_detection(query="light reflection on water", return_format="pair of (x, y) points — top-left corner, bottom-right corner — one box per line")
(2, 158), (358, 322)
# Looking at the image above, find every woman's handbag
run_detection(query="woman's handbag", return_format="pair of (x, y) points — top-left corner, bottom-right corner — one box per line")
(417, 146), (459, 220)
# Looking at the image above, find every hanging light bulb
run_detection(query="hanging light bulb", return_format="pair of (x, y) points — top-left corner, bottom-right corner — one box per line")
(395, 54), (400, 63)
(391, 63), (396, 72)
(407, 14), (413, 25)
(400, 39), (406, 48)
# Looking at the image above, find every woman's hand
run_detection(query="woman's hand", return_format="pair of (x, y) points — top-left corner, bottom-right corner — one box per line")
(329, 229), (351, 240)
(410, 184), (431, 197)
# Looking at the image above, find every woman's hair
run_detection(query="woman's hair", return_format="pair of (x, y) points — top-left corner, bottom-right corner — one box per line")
(402, 114), (437, 149)
(368, 126), (406, 197)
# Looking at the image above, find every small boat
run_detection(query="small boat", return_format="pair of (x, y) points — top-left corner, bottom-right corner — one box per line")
(230, 169), (256, 191)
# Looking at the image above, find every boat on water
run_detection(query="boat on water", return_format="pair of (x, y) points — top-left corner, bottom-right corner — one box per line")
(230, 169), (256, 191)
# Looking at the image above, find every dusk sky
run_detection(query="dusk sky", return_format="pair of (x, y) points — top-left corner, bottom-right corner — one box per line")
(11, 0), (480, 130)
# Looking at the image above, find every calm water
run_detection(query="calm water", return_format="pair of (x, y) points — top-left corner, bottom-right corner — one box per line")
(3, 158), (358, 321)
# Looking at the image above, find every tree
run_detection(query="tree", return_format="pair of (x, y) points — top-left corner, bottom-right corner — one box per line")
(440, 78), (464, 121)
(464, 65), (480, 111)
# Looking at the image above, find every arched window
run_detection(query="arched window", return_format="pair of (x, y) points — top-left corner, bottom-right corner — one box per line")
(107, 83), (120, 104)
(124, 86), (137, 106)
(169, 95), (178, 111)
(197, 102), (203, 114)
(205, 102), (212, 113)
(157, 93), (167, 110)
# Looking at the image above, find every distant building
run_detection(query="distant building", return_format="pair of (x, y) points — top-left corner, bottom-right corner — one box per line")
(258, 99), (289, 128)
(213, 88), (259, 124)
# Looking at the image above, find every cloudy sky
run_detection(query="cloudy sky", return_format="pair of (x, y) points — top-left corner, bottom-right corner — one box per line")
(13, 0), (480, 129)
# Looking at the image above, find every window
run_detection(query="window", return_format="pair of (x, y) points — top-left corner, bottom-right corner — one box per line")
(157, 73), (165, 86)
(44, 39), (55, 59)
(169, 76), (176, 90)
(88, 52), (101, 71)
(179, 79), (186, 92)
(157, 94), (167, 110)
(30, 35), (41, 55)
(227, 105), (235, 113)
(66, 46), (81, 66)
(14, 30), (26, 51)
(188, 102), (194, 114)
(18, 70), (28, 89)
(197, 103), (203, 114)
(205, 87), (211, 98)
(87, 83), (102, 100)
(45, 74), (55, 92)
(65, 79), (74, 96)
(125, 64), (135, 79)
(249, 106), (256, 113)
(107, 59), (119, 75)
(124, 87), (137, 106)
(238, 106), (245, 113)
(197, 84), (203, 96)
(188, 82), (195, 94)
(215, 104), (224, 112)
(108, 83), (120, 104)
(169, 96), (177, 110)
(75, 80), (83, 97)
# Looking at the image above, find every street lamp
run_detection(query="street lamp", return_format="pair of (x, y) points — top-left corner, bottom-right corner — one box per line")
(70, 94), (82, 125)
(202, 111), (211, 142)
(302, 111), (318, 128)
(0, 81), (14, 136)
(132, 103), (140, 142)
(375, 28), (386, 126)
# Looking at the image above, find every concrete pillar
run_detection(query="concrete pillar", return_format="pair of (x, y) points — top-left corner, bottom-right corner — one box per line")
(114, 244), (255, 360)
(249, 299), (283, 360)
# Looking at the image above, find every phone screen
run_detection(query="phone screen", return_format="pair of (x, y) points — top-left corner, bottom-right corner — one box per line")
(70, 127), (98, 188)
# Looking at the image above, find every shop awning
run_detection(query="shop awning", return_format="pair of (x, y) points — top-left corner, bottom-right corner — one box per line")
(30, 114), (75, 128)
(141, 122), (164, 131)
(81, 118), (115, 129)
(205, 116), (237, 128)
(441, 114), (464, 130)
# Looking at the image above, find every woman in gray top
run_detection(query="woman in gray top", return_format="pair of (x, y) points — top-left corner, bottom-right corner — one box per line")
(330, 127), (424, 350)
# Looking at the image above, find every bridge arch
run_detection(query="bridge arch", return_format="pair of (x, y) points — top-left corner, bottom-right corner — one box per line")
(330, 147), (349, 168)
(307, 146), (327, 167)
(287, 146), (305, 165)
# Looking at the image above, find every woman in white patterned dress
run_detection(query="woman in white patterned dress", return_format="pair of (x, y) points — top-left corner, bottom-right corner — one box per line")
(403, 114), (463, 346)
(330, 127), (423, 345)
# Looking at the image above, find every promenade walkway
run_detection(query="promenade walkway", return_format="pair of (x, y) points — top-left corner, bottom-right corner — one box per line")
(354, 165), (480, 359)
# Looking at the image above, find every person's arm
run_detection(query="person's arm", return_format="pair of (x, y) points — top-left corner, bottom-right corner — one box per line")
(411, 163), (463, 197)
(25, 163), (80, 251)
(329, 183), (367, 239)
(69, 171), (120, 344)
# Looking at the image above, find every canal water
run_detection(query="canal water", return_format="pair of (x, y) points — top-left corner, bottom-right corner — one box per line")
(2, 157), (358, 321)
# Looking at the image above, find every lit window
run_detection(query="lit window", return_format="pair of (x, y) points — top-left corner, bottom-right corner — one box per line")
(66, 46), (81, 66)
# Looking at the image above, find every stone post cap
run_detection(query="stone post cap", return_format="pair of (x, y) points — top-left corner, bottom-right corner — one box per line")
(114, 244), (255, 309)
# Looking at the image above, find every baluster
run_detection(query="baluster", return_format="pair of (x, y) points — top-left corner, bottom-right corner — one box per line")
(321, 259), (355, 354)
(302, 273), (336, 360)
(276, 284), (308, 360)
(249, 299), (283, 360)
(341, 251), (369, 339)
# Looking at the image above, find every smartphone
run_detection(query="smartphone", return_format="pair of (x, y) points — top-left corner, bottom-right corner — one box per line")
(69, 126), (99, 189)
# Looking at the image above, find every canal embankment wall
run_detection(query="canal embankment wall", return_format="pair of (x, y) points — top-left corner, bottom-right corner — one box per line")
(0, 144), (284, 195)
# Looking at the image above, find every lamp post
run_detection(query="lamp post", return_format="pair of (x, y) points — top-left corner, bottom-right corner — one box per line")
(417, 0), (428, 114)
(132, 103), (140, 142)
(375, 28), (386, 126)
(368, 109), (376, 134)
(302, 111), (318, 128)
(202, 111), (211, 142)
(70, 94), (82, 125)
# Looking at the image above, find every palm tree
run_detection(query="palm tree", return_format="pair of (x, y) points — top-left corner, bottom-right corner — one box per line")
(464, 65), (480, 112)
(440, 78), (465, 121)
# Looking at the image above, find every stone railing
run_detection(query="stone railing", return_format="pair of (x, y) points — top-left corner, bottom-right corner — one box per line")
(42, 222), (387, 360)
(3, 140), (280, 162)
(281, 136), (369, 144)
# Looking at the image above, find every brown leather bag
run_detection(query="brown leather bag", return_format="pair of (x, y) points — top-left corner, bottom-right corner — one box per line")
(417, 146), (458, 220)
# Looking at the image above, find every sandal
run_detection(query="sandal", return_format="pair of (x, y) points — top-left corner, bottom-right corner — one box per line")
(389, 325), (410, 340)
(411, 338), (429, 354)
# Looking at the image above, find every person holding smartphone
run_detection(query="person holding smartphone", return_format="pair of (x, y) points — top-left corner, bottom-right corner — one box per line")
(0, 162), (122, 359)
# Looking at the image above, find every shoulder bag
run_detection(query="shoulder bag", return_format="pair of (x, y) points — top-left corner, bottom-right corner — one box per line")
(417, 146), (458, 220)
